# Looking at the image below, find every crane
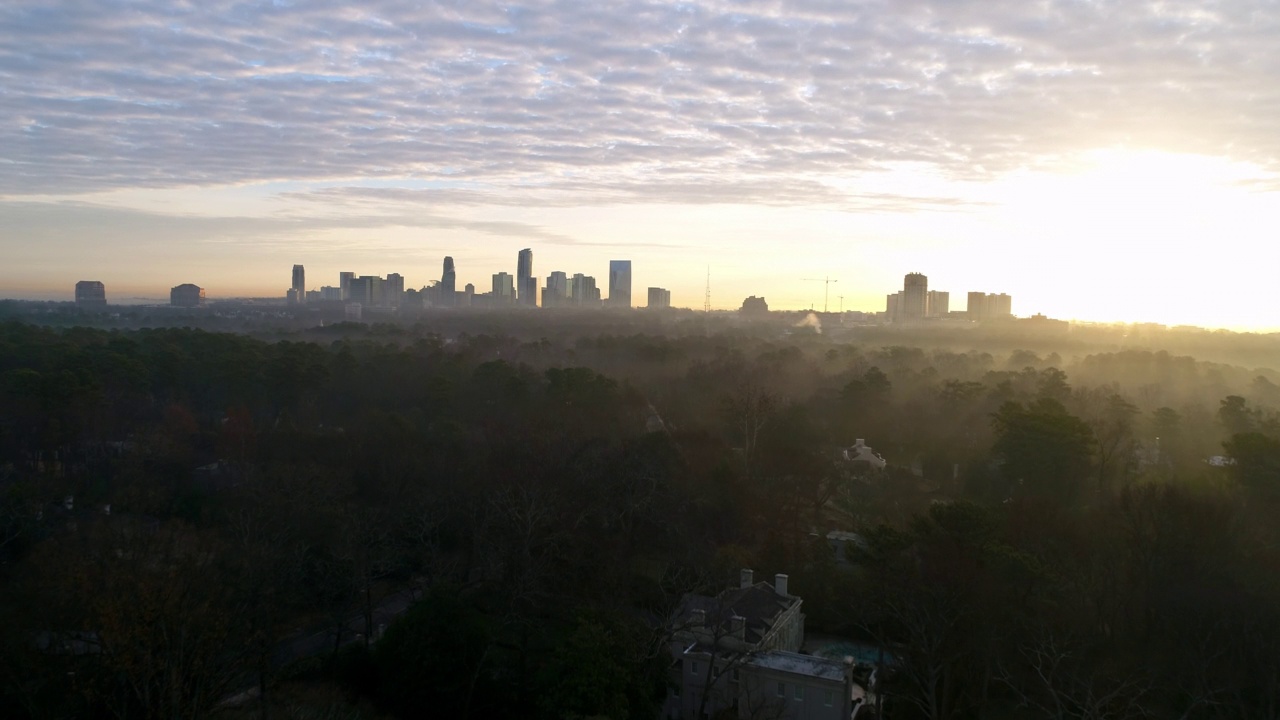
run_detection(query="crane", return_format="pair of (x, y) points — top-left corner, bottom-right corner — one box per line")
(802, 277), (839, 313)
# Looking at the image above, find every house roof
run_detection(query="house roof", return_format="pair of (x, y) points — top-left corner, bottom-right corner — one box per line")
(745, 651), (850, 683)
(676, 581), (800, 647)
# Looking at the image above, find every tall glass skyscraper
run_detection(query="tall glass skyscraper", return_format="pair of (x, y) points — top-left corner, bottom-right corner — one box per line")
(517, 249), (535, 306)
(292, 264), (306, 304)
(441, 256), (457, 306)
(608, 260), (632, 308)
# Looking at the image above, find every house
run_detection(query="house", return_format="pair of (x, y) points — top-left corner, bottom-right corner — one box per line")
(841, 440), (886, 471)
(664, 570), (859, 720)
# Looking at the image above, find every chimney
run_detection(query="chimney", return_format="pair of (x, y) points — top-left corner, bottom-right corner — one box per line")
(775, 573), (789, 597)
(740, 568), (754, 588)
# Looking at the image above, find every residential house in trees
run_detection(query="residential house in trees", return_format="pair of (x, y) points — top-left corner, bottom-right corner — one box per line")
(664, 570), (858, 720)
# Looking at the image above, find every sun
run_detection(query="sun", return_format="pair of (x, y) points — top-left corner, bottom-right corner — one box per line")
(989, 149), (1280, 329)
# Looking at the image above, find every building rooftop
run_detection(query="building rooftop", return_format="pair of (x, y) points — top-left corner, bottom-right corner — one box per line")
(676, 581), (799, 646)
(744, 651), (850, 682)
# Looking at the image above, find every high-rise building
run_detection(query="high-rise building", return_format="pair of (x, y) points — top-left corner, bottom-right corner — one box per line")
(170, 283), (206, 307)
(386, 273), (405, 307)
(75, 280), (106, 306)
(902, 273), (928, 320)
(441, 257), (457, 306)
(991, 293), (1013, 317)
(569, 274), (600, 306)
(886, 292), (902, 320)
(740, 296), (769, 315)
(286, 288), (301, 305)
(544, 271), (569, 307)
(517, 249), (535, 306)
(348, 276), (385, 306)
(292, 265), (306, 304)
(608, 260), (632, 308)
(339, 272), (354, 301)
(967, 292), (1012, 320)
(967, 292), (988, 320)
(647, 287), (671, 309)
(927, 290), (949, 317)
(493, 272), (515, 303)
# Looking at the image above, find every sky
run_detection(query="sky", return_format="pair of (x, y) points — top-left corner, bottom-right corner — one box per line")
(2, 0), (1279, 329)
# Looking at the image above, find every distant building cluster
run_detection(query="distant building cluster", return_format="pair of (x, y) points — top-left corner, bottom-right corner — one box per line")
(281, 250), (636, 313)
(886, 273), (1011, 322)
(70, 263), (1031, 326)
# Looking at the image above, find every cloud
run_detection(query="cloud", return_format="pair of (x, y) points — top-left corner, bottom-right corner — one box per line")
(0, 199), (590, 248)
(2, 0), (1278, 203)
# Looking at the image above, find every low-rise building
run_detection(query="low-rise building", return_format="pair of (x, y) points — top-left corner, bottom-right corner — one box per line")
(664, 570), (858, 720)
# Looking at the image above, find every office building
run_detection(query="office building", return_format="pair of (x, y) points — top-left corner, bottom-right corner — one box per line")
(286, 288), (301, 305)
(441, 257), (457, 306)
(75, 280), (106, 306)
(170, 283), (206, 307)
(902, 272), (928, 320)
(647, 287), (671, 309)
(517, 249), (535, 306)
(927, 290), (949, 317)
(292, 265), (306, 304)
(886, 292), (902, 320)
(492, 272), (516, 304)
(344, 303), (362, 322)
(608, 260), (632, 308)
(320, 286), (342, 301)
(339, 272), (354, 301)
(544, 271), (569, 307)
(386, 273), (405, 308)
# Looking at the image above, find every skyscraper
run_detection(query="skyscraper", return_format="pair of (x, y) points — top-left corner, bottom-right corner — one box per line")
(75, 280), (106, 306)
(902, 273), (928, 320)
(339, 271), (354, 301)
(292, 264), (306, 304)
(441, 257), (457, 306)
(608, 260), (632, 308)
(517, 249), (534, 306)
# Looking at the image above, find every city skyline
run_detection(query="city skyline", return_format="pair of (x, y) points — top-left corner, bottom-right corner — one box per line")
(3, 2), (1280, 330)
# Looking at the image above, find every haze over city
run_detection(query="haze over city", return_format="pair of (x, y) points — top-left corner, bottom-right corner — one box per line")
(3, 1), (1279, 329)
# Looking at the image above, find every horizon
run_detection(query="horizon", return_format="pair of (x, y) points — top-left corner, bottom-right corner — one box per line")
(3, 1), (1279, 331)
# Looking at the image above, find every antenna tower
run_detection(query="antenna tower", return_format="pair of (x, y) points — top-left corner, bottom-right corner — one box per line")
(704, 267), (711, 313)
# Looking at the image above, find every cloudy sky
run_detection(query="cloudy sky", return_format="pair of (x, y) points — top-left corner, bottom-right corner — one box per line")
(2, 0), (1279, 328)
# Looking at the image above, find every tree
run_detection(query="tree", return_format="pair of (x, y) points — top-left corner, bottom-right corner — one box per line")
(991, 398), (1094, 503)
(373, 592), (493, 719)
(1218, 396), (1256, 437)
(1223, 432), (1280, 495)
